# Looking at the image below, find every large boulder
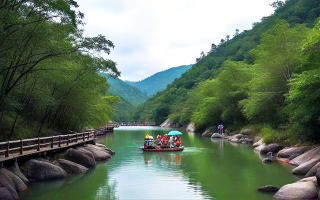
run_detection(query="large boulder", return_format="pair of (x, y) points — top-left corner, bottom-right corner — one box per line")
(277, 146), (311, 158)
(239, 129), (253, 136)
(289, 146), (320, 166)
(252, 139), (263, 148)
(273, 181), (318, 200)
(202, 129), (214, 137)
(211, 133), (223, 138)
(20, 159), (67, 181)
(52, 159), (88, 174)
(292, 158), (320, 175)
(233, 134), (243, 139)
(0, 168), (27, 200)
(305, 162), (320, 177)
(80, 147), (112, 161)
(87, 144), (115, 156)
(7, 161), (29, 184)
(316, 168), (320, 185)
(254, 143), (266, 152)
(229, 137), (239, 143)
(260, 143), (283, 154)
(65, 148), (96, 168)
(298, 176), (318, 186)
(186, 122), (195, 133)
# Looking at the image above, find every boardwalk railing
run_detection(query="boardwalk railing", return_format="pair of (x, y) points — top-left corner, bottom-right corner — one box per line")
(119, 122), (156, 126)
(0, 131), (96, 158)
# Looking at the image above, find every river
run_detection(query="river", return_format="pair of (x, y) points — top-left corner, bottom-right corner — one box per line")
(20, 126), (299, 200)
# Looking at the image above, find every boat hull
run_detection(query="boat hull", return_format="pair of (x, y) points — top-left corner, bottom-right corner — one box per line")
(142, 146), (184, 152)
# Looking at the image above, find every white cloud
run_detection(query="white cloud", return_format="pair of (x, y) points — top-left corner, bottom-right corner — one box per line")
(76, 0), (275, 81)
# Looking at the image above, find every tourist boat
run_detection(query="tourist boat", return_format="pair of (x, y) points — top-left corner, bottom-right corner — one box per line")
(140, 130), (184, 152)
(141, 146), (184, 152)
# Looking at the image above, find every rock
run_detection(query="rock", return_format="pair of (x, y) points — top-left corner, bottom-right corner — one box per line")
(20, 159), (66, 181)
(186, 122), (195, 133)
(77, 148), (95, 160)
(260, 143), (283, 154)
(316, 168), (320, 185)
(52, 159), (88, 174)
(273, 181), (318, 200)
(257, 185), (279, 193)
(292, 158), (320, 175)
(239, 129), (253, 136)
(81, 147), (112, 161)
(211, 133), (223, 138)
(95, 143), (107, 148)
(289, 146), (320, 166)
(64, 148), (96, 168)
(0, 168), (27, 200)
(262, 158), (272, 164)
(288, 153), (301, 160)
(239, 138), (253, 144)
(254, 143), (266, 152)
(305, 162), (320, 177)
(298, 176), (318, 186)
(86, 144), (115, 156)
(0, 187), (13, 200)
(233, 134), (243, 139)
(160, 119), (171, 128)
(252, 139), (263, 148)
(7, 161), (29, 184)
(277, 146), (311, 158)
(202, 129), (214, 137)
(229, 138), (239, 143)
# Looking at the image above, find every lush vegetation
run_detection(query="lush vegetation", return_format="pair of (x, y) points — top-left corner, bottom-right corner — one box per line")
(0, 0), (119, 140)
(98, 73), (149, 122)
(134, 0), (320, 144)
(125, 64), (193, 97)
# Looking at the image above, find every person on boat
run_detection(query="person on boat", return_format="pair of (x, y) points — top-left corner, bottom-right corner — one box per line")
(169, 135), (173, 148)
(156, 135), (162, 146)
(162, 134), (169, 148)
(176, 137), (181, 147)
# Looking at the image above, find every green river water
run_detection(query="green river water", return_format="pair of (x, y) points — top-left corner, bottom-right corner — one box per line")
(20, 126), (300, 200)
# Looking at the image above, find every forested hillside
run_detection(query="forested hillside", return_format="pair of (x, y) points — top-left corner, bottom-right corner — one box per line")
(134, 0), (320, 144)
(98, 73), (148, 122)
(125, 64), (193, 97)
(0, 1), (119, 140)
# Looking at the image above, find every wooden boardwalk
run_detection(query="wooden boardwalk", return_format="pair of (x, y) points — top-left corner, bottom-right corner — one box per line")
(0, 124), (117, 164)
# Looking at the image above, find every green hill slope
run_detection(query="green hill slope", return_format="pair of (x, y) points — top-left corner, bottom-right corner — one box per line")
(125, 64), (192, 97)
(133, 0), (320, 143)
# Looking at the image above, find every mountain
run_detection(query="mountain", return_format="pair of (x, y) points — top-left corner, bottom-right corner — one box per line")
(133, 0), (320, 135)
(125, 64), (193, 97)
(98, 72), (149, 121)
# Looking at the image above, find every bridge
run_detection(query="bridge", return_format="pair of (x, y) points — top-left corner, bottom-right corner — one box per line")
(118, 122), (156, 126)
(0, 125), (116, 164)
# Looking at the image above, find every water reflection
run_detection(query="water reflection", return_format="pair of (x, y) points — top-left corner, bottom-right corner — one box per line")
(143, 152), (182, 165)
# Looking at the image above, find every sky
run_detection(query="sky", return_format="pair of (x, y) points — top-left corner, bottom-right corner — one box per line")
(76, 0), (276, 81)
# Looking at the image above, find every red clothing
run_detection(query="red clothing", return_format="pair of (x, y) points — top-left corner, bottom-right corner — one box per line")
(176, 139), (181, 146)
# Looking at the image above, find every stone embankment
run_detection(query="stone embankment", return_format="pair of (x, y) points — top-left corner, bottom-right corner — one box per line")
(0, 143), (114, 200)
(204, 126), (320, 200)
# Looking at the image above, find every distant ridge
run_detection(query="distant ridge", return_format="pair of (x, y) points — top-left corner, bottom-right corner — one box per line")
(125, 64), (193, 97)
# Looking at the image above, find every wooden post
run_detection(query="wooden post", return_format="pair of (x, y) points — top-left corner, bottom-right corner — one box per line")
(37, 138), (40, 151)
(51, 136), (54, 148)
(76, 133), (78, 143)
(58, 136), (61, 147)
(5, 141), (9, 157)
(20, 139), (23, 155)
(83, 133), (85, 141)
(67, 134), (69, 145)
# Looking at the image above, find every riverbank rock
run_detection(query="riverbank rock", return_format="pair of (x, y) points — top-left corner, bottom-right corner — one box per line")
(20, 159), (67, 181)
(186, 122), (195, 133)
(316, 168), (320, 185)
(298, 176), (318, 186)
(87, 144), (115, 156)
(239, 129), (253, 136)
(229, 137), (239, 143)
(252, 139), (263, 148)
(211, 133), (223, 138)
(273, 181), (318, 200)
(7, 161), (29, 184)
(277, 146), (311, 158)
(289, 146), (320, 166)
(260, 143), (283, 154)
(64, 148), (96, 168)
(0, 168), (27, 200)
(52, 159), (88, 174)
(292, 158), (320, 175)
(239, 138), (253, 144)
(160, 119), (171, 128)
(202, 129), (214, 137)
(257, 185), (279, 193)
(81, 147), (112, 161)
(305, 162), (320, 177)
